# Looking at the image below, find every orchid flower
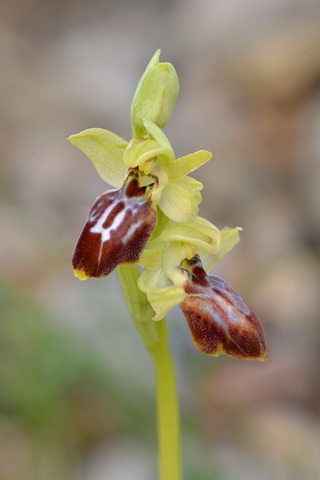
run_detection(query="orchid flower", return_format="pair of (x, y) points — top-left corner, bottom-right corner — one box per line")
(69, 122), (211, 279)
(138, 215), (266, 360)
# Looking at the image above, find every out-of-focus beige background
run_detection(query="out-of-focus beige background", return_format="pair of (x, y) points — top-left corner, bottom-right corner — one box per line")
(1, 1), (320, 479)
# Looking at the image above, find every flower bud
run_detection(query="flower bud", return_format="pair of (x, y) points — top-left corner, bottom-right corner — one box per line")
(131, 50), (179, 137)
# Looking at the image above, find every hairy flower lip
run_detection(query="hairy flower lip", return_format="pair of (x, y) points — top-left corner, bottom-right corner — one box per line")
(180, 256), (267, 361)
(72, 168), (158, 280)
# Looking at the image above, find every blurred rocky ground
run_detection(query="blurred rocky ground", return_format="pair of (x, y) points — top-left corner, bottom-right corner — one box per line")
(1, 0), (320, 479)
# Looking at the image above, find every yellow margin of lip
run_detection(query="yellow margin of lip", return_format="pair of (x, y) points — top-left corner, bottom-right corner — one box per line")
(74, 269), (89, 281)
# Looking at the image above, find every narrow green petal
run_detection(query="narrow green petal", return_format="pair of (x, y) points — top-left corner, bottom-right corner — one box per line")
(164, 150), (212, 181)
(143, 118), (174, 152)
(68, 128), (128, 188)
(159, 177), (203, 222)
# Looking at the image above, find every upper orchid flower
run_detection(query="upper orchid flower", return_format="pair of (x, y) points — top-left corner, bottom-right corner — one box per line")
(68, 51), (211, 280)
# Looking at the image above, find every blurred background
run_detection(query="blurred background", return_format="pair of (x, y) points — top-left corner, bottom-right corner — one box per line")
(1, 0), (320, 479)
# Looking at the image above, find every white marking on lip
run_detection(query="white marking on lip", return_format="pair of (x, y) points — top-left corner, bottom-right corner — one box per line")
(121, 219), (143, 243)
(89, 200), (104, 222)
(90, 201), (127, 243)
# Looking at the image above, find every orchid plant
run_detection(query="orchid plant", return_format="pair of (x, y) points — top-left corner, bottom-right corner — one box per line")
(69, 50), (267, 480)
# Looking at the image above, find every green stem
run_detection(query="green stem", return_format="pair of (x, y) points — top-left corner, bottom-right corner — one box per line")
(149, 319), (181, 480)
(117, 265), (181, 480)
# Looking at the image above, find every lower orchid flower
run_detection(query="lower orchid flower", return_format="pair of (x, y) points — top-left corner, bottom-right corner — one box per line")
(180, 255), (267, 360)
(69, 49), (267, 480)
(137, 214), (266, 361)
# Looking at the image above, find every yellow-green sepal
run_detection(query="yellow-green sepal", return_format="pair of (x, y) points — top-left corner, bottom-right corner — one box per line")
(68, 128), (128, 188)
(159, 176), (203, 222)
(199, 226), (242, 272)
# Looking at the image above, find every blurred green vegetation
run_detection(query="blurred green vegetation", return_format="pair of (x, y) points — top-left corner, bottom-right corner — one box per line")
(0, 277), (156, 478)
